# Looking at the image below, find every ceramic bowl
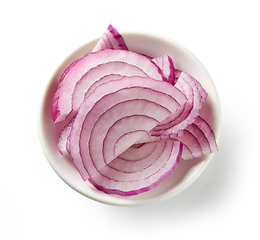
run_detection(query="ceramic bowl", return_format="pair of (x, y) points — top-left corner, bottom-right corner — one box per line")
(37, 32), (221, 206)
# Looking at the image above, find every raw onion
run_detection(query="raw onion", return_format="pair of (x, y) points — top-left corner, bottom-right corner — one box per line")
(89, 141), (182, 196)
(92, 24), (128, 52)
(153, 55), (177, 85)
(69, 76), (187, 181)
(52, 24), (218, 196)
(52, 49), (165, 123)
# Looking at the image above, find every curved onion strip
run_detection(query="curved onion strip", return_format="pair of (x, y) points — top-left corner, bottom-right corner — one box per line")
(192, 116), (218, 153)
(57, 118), (74, 155)
(98, 115), (160, 165)
(169, 116), (218, 159)
(150, 71), (207, 135)
(92, 24), (128, 52)
(71, 61), (148, 116)
(110, 142), (160, 171)
(52, 59), (82, 121)
(69, 76), (187, 180)
(52, 49), (165, 123)
(171, 130), (204, 159)
(88, 141), (182, 196)
(136, 116), (218, 160)
(59, 59), (81, 83)
(84, 74), (123, 99)
(153, 55), (177, 85)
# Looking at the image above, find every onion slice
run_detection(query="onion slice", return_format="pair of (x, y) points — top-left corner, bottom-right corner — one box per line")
(52, 49), (165, 123)
(136, 116), (218, 160)
(69, 76), (187, 181)
(92, 24), (128, 52)
(149, 71), (208, 136)
(153, 55), (177, 85)
(57, 118), (74, 155)
(71, 61), (148, 116)
(89, 141), (182, 196)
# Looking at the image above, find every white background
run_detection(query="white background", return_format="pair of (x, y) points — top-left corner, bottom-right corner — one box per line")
(1, 0), (259, 239)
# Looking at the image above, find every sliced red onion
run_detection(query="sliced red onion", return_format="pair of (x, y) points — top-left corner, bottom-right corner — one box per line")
(92, 24), (128, 52)
(153, 55), (177, 85)
(170, 116), (218, 159)
(84, 74), (123, 99)
(52, 49), (165, 123)
(52, 59), (83, 121)
(174, 69), (207, 101)
(150, 71), (208, 136)
(88, 141), (182, 196)
(136, 116), (218, 160)
(69, 76), (186, 181)
(71, 61), (148, 116)
(53, 25), (218, 196)
(57, 118), (74, 155)
(59, 59), (82, 83)
(192, 116), (218, 153)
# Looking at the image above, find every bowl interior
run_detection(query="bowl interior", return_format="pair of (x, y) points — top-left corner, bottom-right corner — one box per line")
(38, 32), (221, 206)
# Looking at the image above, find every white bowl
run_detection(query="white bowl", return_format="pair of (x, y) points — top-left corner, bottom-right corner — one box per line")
(37, 32), (221, 206)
